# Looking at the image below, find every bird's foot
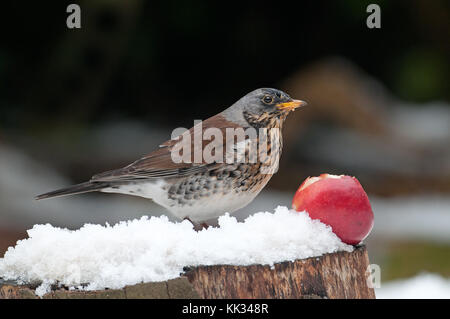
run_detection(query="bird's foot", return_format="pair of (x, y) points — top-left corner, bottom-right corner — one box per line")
(184, 217), (209, 231)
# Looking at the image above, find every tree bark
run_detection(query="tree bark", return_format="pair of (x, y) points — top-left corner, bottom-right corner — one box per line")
(0, 245), (375, 299)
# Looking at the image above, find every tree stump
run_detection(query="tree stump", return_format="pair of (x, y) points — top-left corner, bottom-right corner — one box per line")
(0, 245), (375, 299)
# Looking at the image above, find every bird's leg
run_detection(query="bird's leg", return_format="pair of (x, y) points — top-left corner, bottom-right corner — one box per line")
(199, 222), (209, 230)
(183, 217), (209, 231)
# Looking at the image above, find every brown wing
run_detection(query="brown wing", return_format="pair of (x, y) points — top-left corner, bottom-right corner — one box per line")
(91, 114), (242, 182)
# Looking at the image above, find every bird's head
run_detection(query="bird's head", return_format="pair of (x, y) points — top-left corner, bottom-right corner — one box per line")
(230, 88), (307, 128)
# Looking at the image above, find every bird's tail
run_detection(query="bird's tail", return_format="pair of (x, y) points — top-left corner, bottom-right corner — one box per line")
(35, 181), (109, 200)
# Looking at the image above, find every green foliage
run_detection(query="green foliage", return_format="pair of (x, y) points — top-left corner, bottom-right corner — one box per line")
(393, 49), (448, 102)
(381, 240), (450, 281)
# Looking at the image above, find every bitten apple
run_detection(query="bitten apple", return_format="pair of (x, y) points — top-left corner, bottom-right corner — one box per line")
(292, 174), (374, 245)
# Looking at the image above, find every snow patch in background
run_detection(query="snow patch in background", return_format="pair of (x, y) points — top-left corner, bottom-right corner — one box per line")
(0, 206), (352, 297)
(376, 273), (450, 299)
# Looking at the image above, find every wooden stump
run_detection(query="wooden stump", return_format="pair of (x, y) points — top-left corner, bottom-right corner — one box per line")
(0, 245), (375, 299)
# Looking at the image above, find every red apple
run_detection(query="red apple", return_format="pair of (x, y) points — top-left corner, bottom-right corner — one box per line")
(292, 174), (374, 245)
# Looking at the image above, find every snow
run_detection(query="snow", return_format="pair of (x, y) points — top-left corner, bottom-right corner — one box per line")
(0, 206), (352, 297)
(376, 273), (450, 299)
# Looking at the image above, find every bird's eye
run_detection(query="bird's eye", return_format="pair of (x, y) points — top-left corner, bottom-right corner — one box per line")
(262, 95), (273, 104)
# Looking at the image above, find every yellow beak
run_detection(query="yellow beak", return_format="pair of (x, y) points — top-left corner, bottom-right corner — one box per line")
(276, 99), (307, 111)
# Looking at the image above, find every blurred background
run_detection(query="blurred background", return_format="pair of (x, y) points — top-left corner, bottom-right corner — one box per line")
(0, 0), (449, 298)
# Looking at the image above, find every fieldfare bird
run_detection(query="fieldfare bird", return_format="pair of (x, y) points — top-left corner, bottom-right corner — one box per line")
(36, 88), (306, 223)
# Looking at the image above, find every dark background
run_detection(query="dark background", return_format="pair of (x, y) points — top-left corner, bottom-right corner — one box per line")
(1, 1), (448, 129)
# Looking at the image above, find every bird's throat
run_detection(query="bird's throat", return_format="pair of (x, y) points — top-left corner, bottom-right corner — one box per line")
(243, 110), (287, 130)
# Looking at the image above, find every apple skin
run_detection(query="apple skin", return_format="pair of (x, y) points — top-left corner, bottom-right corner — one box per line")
(292, 174), (374, 245)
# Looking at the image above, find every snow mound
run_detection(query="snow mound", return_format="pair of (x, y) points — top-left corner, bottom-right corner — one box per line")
(0, 206), (352, 296)
(376, 273), (450, 299)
